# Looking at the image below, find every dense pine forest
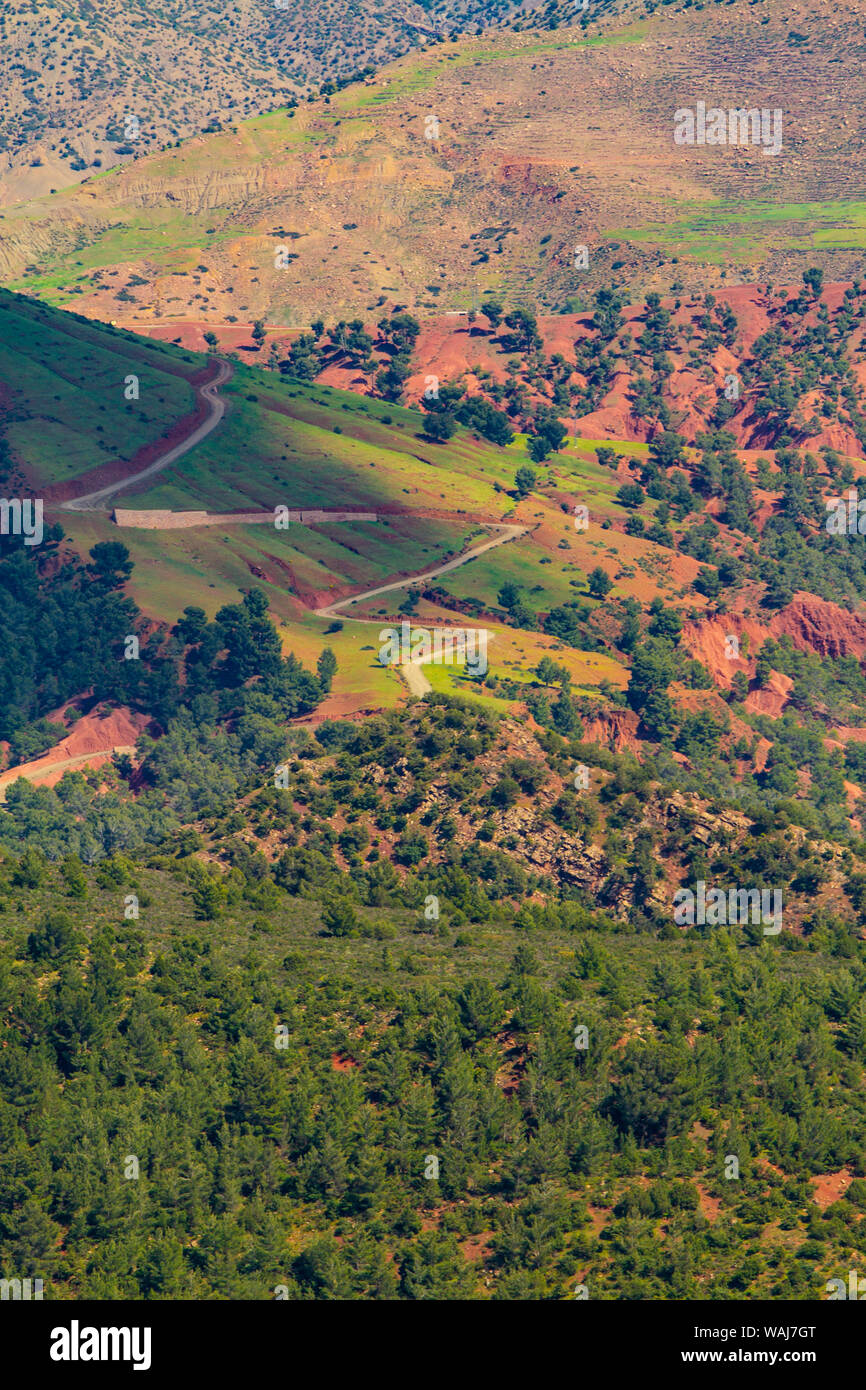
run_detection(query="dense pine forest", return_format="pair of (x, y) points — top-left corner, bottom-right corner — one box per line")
(3, 582), (866, 1295)
(3, 764), (866, 1300)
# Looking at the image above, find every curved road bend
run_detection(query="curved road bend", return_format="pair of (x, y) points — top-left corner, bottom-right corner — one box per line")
(61, 358), (233, 512)
(314, 522), (528, 695)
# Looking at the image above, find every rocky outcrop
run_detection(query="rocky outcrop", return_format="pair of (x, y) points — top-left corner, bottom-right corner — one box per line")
(771, 593), (866, 661)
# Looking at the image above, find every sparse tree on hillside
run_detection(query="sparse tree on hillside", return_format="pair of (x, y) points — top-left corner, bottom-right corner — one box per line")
(424, 412), (456, 442)
(317, 648), (337, 693)
(588, 566), (612, 599)
(515, 465), (536, 497)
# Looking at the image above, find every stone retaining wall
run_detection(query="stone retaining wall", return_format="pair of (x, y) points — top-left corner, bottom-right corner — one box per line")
(113, 509), (377, 528)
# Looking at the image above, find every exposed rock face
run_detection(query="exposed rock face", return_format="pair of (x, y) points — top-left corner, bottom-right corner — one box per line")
(527, 831), (608, 892)
(580, 708), (641, 754)
(664, 791), (751, 847)
(771, 593), (866, 661)
(681, 594), (866, 722)
(493, 803), (608, 891)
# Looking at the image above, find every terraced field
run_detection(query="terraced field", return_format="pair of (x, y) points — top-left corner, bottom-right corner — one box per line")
(0, 0), (527, 202)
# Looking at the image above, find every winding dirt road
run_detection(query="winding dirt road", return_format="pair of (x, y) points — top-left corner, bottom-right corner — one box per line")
(61, 358), (233, 512)
(6, 372), (526, 792)
(314, 522), (528, 695)
(314, 522), (527, 620)
(0, 746), (137, 801)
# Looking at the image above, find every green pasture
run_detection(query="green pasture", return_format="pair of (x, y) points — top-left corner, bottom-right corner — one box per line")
(6, 210), (254, 305)
(0, 292), (197, 485)
(609, 198), (866, 264)
(130, 366), (520, 516)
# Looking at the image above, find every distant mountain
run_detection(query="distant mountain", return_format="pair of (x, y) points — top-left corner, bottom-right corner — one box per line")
(3, 0), (863, 321)
(0, 0), (531, 202)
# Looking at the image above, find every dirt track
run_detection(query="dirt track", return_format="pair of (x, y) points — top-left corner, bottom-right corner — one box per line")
(314, 522), (527, 695)
(0, 746), (137, 800)
(313, 522), (527, 620)
(61, 358), (233, 512)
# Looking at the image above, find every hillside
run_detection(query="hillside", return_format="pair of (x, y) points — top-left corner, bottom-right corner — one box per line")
(3, 0), (866, 321)
(3, 696), (866, 1301)
(6, 0), (866, 1306)
(0, 0), (529, 203)
(6, 280), (866, 854)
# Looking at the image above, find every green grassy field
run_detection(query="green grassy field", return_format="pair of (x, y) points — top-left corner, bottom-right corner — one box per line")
(608, 199), (866, 264)
(128, 369), (523, 516)
(2, 288), (634, 715)
(6, 213), (258, 305)
(0, 291), (199, 485)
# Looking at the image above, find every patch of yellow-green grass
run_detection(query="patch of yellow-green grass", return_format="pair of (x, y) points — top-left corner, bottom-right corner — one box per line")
(276, 611), (400, 709)
(343, 24), (648, 111)
(609, 198), (866, 264)
(810, 225), (866, 251)
(57, 513), (272, 621)
(376, 598), (626, 694)
(545, 449), (635, 512)
(58, 514), (293, 626)
(485, 623), (626, 689)
(571, 436), (649, 457)
(7, 211), (253, 303)
(421, 661), (517, 712)
(432, 533), (572, 611)
(55, 505), (482, 644)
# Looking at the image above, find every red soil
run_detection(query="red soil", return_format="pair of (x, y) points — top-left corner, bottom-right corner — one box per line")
(810, 1171), (852, 1210)
(0, 705), (150, 792)
(581, 708), (641, 754)
(460, 1234), (494, 1264)
(695, 1184), (723, 1224)
(683, 592), (866, 715)
(114, 319), (295, 357)
(120, 285), (866, 457)
(743, 671), (794, 719)
(752, 737), (772, 774)
(296, 694), (386, 724)
(681, 611), (771, 689)
(773, 592), (866, 661)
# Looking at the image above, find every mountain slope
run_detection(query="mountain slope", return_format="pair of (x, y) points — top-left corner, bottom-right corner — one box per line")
(0, 0), (528, 203)
(3, 0), (866, 318)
